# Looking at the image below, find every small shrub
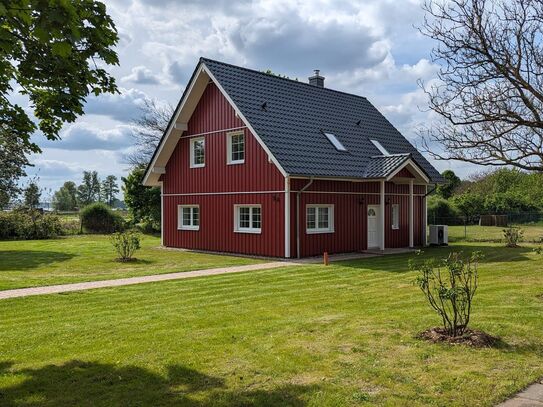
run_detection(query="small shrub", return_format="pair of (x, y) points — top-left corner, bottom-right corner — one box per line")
(80, 203), (125, 233)
(0, 209), (63, 240)
(110, 230), (141, 261)
(503, 226), (523, 247)
(411, 251), (482, 337)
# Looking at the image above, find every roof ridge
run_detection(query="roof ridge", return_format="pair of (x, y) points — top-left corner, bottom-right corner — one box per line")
(200, 56), (368, 101)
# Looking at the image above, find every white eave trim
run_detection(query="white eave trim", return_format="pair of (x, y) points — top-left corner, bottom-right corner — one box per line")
(386, 158), (430, 183)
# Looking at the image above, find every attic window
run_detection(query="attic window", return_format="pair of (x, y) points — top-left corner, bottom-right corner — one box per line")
(370, 139), (390, 156)
(324, 132), (347, 151)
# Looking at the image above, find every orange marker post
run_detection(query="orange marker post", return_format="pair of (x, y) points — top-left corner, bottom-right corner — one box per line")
(323, 251), (329, 266)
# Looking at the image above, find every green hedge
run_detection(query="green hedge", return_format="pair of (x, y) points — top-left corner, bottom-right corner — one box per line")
(0, 210), (64, 240)
(80, 203), (125, 233)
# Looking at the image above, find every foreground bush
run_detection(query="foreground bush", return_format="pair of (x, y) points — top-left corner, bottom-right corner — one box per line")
(110, 230), (141, 261)
(0, 210), (63, 240)
(80, 203), (125, 233)
(411, 251), (482, 337)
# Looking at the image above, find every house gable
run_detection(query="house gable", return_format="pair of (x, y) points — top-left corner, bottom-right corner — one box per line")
(162, 83), (284, 194)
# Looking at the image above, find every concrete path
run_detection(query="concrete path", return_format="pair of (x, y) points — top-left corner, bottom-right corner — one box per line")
(0, 261), (297, 300)
(497, 379), (543, 406)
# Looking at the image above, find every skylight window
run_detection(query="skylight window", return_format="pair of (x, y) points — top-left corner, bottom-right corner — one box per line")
(324, 132), (347, 151)
(370, 139), (390, 156)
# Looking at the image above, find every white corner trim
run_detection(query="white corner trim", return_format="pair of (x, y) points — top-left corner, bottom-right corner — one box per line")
(160, 182), (164, 246)
(202, 63), (288, 178)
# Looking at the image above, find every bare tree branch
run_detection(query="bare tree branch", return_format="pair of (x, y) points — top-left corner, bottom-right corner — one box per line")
(124, 98), (174, 167)
(419, 0), (543, 172)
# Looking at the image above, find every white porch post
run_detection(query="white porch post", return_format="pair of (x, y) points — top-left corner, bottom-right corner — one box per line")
(423, 185), (428, 246)
(160, 182), (164, 246)
(284, 177), (291, 258)
(380, 179), (385, 251)
(409, 179), (414, 248)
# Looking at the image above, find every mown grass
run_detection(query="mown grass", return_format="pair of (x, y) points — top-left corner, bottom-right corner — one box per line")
(447, 224), (543, 243)
(0, 243), (542, 406)
(0, 235), (262, 290)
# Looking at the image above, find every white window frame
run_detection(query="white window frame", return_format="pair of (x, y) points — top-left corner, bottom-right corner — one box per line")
(178, 205), (200, 231)
(391, 203), (400, 230)
(189, 137), (205, 168)
(227, 131), (245, 165)
(234, 205), (261, 234)
(306, 204), (334, 234)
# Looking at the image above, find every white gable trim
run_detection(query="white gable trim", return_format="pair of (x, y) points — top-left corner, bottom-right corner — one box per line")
(386, 159), (430, 183)
(143, 61), (288, 186)
(143, 64), (207, 186)
(201, 64), (287, 178)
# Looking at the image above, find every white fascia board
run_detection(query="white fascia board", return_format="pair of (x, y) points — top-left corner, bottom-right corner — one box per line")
(201, 63), (288, 178)
(386, 159), (430, 183)
(143, 64), (206, 186)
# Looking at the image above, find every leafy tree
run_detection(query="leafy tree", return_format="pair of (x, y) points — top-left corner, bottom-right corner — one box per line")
(52, 181), (78, 211)
(122, 165), (160, 230)
(452, 193), (485, 219)
(0, 0), (119, 203)
(436, 170), (461, 199)
(77, 171), (101, 206)
(23, 181), (40, 209)
(126, 99), (174, 167)
(101, 175), (119, 207)
(0, 132), (31, 208)
(420, 0), (543, 172)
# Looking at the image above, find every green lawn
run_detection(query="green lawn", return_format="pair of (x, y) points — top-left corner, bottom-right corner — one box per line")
(446, 224), (543, 243)
(0, 235), (262, 290)
(0, 243), (542, 406)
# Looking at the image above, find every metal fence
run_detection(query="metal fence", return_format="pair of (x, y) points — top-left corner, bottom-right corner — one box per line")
(429, 212), (543, 243)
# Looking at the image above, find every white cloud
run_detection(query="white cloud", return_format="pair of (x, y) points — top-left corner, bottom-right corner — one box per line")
(40, 122), (134, 151)
(84, 88), (147, 122)
(121, 65), (162, 85)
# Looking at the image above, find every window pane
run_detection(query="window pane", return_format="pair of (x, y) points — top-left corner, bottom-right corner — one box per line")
(239, 207), (250, 228)
(231, 134), (244, 162)
(306, 207), (316, 229)
(192, 207), (199, 226)
(392, 204), (399, 229)
(251, 207), (261, 229)
(193, 139), (205, 165)
(318, 207), (329, 229)
(182, 207), (191, 225)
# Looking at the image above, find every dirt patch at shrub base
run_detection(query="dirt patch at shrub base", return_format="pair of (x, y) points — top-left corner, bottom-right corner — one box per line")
(417, 327), (499, 347)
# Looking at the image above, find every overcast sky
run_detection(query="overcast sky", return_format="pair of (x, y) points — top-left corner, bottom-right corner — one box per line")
(26, 0), (478, 199)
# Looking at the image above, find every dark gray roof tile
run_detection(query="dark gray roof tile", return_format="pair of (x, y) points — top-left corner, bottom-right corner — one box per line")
(203, 58), (443, 182)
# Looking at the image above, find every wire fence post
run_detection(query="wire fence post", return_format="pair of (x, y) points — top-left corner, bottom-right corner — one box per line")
(464, 216), (467, 240)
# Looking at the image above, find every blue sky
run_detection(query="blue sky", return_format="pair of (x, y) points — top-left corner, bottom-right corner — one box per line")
(26, 0), (478, 199)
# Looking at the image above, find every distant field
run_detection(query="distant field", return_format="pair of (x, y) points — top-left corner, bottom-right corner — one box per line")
(447, 224), (543, 243)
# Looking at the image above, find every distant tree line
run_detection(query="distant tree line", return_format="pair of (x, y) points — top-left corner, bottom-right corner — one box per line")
(52, 171), (120, 211)
(429, 168), (543, 222)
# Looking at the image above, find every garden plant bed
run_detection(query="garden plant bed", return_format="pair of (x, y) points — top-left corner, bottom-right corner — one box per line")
(417, 327), (500, 348)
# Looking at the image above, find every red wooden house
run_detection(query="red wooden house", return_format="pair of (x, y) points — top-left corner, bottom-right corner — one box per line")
(143, 58), (443, 258)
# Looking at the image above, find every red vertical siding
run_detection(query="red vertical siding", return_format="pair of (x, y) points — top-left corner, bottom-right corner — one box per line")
(162, 82), (285, 256)
(289, 178), (427, 257)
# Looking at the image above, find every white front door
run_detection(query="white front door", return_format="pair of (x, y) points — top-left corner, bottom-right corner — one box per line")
(367, 205), (380, 249)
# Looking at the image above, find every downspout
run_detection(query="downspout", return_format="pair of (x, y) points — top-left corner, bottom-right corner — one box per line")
(296, 177), (314, 259)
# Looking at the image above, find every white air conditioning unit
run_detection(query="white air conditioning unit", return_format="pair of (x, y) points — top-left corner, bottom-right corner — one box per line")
(429, 225), (448, 246)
